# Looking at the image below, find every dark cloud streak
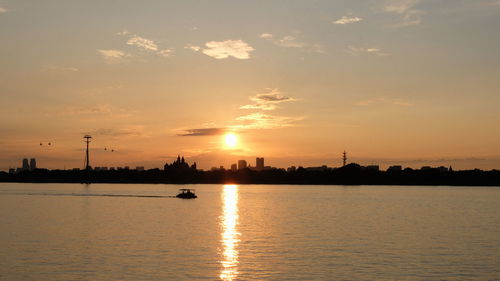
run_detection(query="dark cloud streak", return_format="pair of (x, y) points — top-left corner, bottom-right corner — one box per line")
(178, 128), (227, 137)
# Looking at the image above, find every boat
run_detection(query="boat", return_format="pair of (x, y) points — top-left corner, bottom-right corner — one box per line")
(176, 188), (197, 199)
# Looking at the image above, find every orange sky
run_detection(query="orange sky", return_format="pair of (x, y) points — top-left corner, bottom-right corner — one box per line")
(1, 0), (500, 170)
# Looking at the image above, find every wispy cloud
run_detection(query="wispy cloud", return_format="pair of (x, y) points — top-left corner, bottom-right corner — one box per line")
(275, 35), (307, 48)
(199, 40), (255, 59)
(240, 89), (296, 111)
(92, 126), (146, 137)
(97, 49), (130, 63)
(385, 0), (425, 26)
(347, 46), (389, 56)
(484, 0), (500, 5)
(334, 16), (363, 25)
(259, 33), (274, 39)
(157, 49), (173, 57)
(0, 6), (7, 13)
(118, 31), (174, 57)
(184, 44), (201, 52)
(232, 113), (304, 130)
(260, 33), (325, 53)
(126, 36), (158, 51)
(356, 97), (413, 107)
(62, 104), (134, 118)
(42, 66), (79, 73)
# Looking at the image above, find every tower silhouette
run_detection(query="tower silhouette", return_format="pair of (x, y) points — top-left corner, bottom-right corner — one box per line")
(342, 150), (347, 167)
(84, 135), (92, 170)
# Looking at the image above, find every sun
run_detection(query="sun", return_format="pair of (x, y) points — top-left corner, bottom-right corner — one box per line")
(224, 133), (237, 148)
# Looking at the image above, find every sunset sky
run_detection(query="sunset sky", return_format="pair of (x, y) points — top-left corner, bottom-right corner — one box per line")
(1, 0), (500, 170)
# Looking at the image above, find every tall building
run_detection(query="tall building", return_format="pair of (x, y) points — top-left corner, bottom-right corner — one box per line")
(29, 158), (36, 171)
(256, 157), (264, 171)
(238, 160), (247, 170)
(22, 158), (29, 171)
(230, 164), (237, 172)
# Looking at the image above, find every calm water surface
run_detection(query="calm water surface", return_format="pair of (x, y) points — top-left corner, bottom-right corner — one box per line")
(0, 183), (499, 280)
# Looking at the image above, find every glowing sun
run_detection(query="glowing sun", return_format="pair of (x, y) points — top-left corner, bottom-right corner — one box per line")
(224, 133), (237, 148)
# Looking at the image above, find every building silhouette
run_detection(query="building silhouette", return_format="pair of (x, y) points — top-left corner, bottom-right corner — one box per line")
(256, 157), (264, 171)
(230, 164), (237, 172)
(387, 165), (402, 172)
(164, 155), (197, 172)
(29, 158), (36, 171)
(22, 158), (29, 171)
(238, 160), (247, 170)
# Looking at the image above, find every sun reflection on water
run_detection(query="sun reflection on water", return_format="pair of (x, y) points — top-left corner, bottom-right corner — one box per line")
(220, 184), (240, 281)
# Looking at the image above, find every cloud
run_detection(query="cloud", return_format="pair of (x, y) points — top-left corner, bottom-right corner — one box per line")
(92, 126), (146, 137)
(240, 89), (296, 111)
(178, 128), (227, 136)
(179, 88), (303, 136)
(97, 49), (130, 63)
(260, 33), (325, 53)
(356, 97), (413, 107)
(334, 16), (363, 24)
(385, 0), (425, 26)
(0, 7), (7, 13)
(157, 49), (173, 57)
(275, 35), (306, 48)
(259, 33), (274, 39)
(232, 113), (304, 130)
(184, 44), (201, 52)
(484, 0), (500, 5)
(62, 104), (133, 118)
(42, 66), (79, 73)
(347, 46), (389, 56)
(118, 31), (174, 58)
(126, 36), (158, 51)
(117, 30), (130, 36)
(201, 40), (255, 59)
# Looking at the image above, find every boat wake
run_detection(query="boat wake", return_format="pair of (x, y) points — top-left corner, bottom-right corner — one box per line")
(0, 192), (176, 198)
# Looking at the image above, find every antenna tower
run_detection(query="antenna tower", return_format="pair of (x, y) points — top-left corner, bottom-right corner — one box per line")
(342, 150), (347, 167)
(84, 135), (92, 170)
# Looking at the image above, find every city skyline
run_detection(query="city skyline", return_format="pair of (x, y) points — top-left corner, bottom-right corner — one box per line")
(1, 0), (500, 171)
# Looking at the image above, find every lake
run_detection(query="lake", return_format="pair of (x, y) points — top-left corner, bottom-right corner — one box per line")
(0, 183), (499, 280)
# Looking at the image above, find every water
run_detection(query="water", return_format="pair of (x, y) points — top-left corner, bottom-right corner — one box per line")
(0, 183), (499, 280)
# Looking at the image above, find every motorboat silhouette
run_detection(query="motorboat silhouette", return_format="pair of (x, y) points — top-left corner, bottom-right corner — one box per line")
(176, 188), (197, 199)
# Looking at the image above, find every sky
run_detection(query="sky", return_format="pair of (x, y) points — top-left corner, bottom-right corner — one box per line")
(1, 0), (500, 171)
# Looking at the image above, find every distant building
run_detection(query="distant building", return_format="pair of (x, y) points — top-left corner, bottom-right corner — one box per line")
(135, 166), (145, 171)
(29, 158), (36, 171)
(287, 166), (297, 172)
(238, 160), (247, 170)
(22, 158), (29, 171)
(364, 165), (379, 171)
(436, 166), (448, 172)
(230, 164), (237, 172)
(387, 165), (402, 172)
(164, 155), (197, 172)
(256, 157), (264, 171)
(8, 168), (15, 174)
(421, 166), (432, 171)
(305, 165), (329, 172)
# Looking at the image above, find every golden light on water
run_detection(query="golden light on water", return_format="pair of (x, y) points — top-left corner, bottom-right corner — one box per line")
(220, 184), (240, 281)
